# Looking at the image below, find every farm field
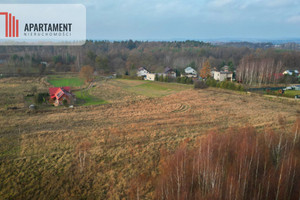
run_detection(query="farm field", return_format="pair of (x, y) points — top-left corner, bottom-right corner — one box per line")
(0, 77), (299, 199)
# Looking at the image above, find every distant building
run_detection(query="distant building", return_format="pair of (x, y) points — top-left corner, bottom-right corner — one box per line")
(284, 85), (300, 91)
(146, 73), (156, 81)
(222, 65), (229, 72)
(283, 70), (299, 76)
(164, 67), (176, 78)
(183, 67), (197, 78)
(40, 61), (48, 66)
(137, 67), (150, 78)
(49, 87), (75, 106)
(213, 71), (233, 81)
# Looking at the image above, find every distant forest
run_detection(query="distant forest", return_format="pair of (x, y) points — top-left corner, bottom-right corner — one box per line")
(0, 40), (300, 85)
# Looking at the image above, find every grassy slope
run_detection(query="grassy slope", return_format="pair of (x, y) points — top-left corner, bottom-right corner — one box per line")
(73, 89), (108, 106)
(112, 79), (192, 97)
(0, 78), (299, 199)
(47, 75), (84, 87)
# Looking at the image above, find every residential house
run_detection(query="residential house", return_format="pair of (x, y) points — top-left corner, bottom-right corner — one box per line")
(164, 67), (176, 78)
(49, 87), (75, 106)
(146, 73), (156, 81)
(284, 85), (300, 91)
(137, 67), (150, 78)
(213, 71), (233, 81)
(40, 61), (48, 66)
(210, 67), (217, 78)
(183, 67), (197, 78)
(222, 65), (229, 72)
(283, 70), (299, 76)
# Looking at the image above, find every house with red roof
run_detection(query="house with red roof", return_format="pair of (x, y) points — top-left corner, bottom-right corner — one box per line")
(48, 87), (75, 106)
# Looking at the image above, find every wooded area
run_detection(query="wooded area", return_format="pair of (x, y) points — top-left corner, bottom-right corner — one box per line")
(0, 40), (299, 85)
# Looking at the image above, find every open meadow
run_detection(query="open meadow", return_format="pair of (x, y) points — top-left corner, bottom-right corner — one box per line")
(0, 77), (299, 199)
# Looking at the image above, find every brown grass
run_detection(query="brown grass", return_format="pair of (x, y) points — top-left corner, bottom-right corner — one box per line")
(0, 77), (299, 199)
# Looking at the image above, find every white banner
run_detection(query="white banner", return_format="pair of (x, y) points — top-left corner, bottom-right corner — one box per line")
(0, 4), (86, 45)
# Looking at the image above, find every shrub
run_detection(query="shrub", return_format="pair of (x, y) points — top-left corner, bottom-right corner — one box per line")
(180, 77), (187, 84)
(237, 84), (245, 91)
(207, 79), (244, 92)
(34, 93), (49, 104)
(194, 80), (208, 89)
(62, 99), (68, 107)
(164, 76), (169, 82)
(158, 75), (164, 82)
(186, 77), (193, 84)
(206, 78), (217, 87)
(121, 75), (144, 80)
(227, 81), (236, 90)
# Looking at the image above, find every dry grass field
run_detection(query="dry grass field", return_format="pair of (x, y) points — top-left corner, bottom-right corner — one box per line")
(0, 77), (299, 199)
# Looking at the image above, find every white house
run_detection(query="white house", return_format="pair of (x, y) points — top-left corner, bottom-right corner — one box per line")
(211, 70), (216, 78)
(222, 65), (229, 72)
(283, 70), (299, 76)
(213, 71), (233, 81)
(164, 67), (176, 78)
(146, 73), (156, 81)
(137, 67), (149, 78)
(40, 61), (48, 66)
(183, 67), (197, 77)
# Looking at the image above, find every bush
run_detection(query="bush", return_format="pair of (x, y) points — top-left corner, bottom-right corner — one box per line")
(180, 77), (187, 84)
(163, 76), (169, 82)
(62, 99), (68, 107)
(206, 78), (217, 87)
(186, 77), (193, 84)
(158, 75), (164, 82)
(121, 75), (144, 80)
(206, 79), (244, 92)
(34, 93), (49, 104)
(237, 84), (245, 91)
(194, 80), (208, 89)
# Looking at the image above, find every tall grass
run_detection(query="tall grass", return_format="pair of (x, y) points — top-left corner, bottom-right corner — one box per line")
(154, 118), (300, 200)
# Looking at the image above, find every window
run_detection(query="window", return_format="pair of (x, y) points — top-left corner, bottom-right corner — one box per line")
(56, 91), (64, 99)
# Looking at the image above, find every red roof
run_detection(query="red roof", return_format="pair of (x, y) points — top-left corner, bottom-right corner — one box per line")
(49, 87), (71, 99)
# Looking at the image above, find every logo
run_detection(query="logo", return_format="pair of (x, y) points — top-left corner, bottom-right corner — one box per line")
(0, 4), (86, 46)
(0, 12), (19, 38)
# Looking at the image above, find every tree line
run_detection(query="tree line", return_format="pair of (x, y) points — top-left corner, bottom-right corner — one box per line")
(0, 40), (300, 85)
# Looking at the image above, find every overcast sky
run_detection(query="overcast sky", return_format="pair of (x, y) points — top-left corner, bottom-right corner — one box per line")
(2, 0), (300, 41)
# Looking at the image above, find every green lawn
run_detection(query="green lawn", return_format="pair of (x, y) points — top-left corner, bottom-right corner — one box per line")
(47, 75), (107, 106)
(48, 77), (192, 105)
(47, 76), (84, 87)
(284, 90), (300, 98)
(74, 90), (108, 106)
(112, 79), (192, 97)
